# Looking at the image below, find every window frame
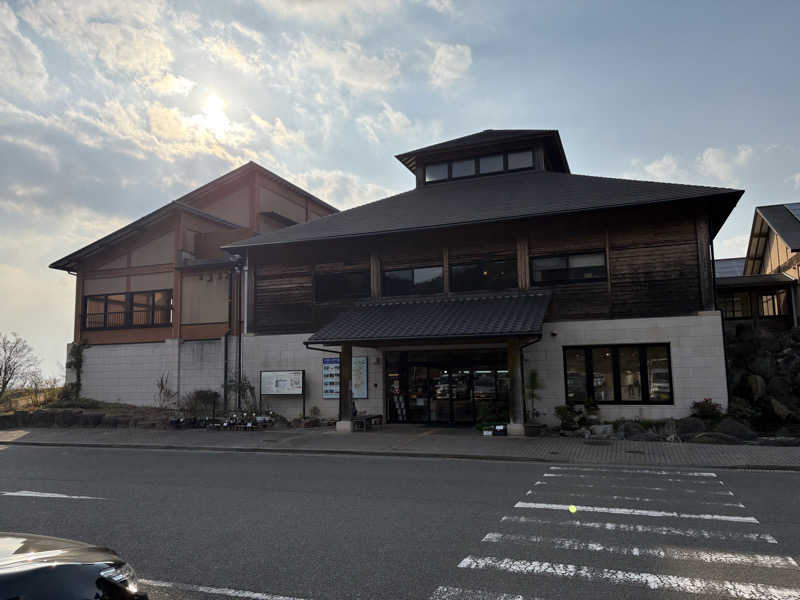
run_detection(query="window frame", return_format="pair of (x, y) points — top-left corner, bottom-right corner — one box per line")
(718, 291), (752, 319)
(531, 250), (607, 285)
(422, 148), (539, 185)
(449, 256), (518, 293)
(313, 270), (371, 303)
(83, 289), (173, 330)
(382, 265), (444, 297)
(561, 343), (674, 406)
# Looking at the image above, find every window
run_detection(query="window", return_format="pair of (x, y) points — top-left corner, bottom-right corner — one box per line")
(479, 154), (504, 174)
(451, 159), (475, 178)
(531, 252), (606, 283)
(84, 290), (172, 329)
(507, 150), (534, 170)
(425, 163), (448, 182)
(450, 257), (517, 292)
(759, 290), (790, 317)
(563, 344), (673, 404)
(315, 271), (371, 303)
(383, 266), (444, 296)
(718, 291), (752, 318)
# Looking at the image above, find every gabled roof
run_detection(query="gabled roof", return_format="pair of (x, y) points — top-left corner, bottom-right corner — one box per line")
(225, 170), (742, 251)
(306, 290), (551, 345)
(743, 203), (800, 275)
(715, 257), (746, 278)
(395, 129), (570, 173)
(49, 202), (240, 272)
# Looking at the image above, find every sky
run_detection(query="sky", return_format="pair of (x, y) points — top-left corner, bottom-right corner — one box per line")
(1, 0), (799, 378)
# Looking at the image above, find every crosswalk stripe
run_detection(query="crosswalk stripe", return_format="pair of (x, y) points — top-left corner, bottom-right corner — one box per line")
(140, 579), (306, 600)
(525, 489), (746, 509)
(458, 555), (800, 599)
(532, 480), (735, 496)
(514, 501), (759, 523)
(481, 532), (798, 569)
(429, 585), (544, 600)
(500, 515), (779, 543)
(548, 466), (717, 477)
(542, 473), (722, 486)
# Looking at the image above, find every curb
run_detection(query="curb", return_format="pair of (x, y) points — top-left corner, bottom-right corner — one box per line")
(4, 440), (800, 471)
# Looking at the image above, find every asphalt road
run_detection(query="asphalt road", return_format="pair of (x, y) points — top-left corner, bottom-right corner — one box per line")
(1, 445), (799, 600)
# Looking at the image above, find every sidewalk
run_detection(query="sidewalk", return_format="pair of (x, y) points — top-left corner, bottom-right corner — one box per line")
(2, 425), (799, 469)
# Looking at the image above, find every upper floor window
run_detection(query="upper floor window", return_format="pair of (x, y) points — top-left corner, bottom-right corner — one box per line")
(508, 150), (534, 170)
(84, 290), (173, 329)
(450, 257), (517, 292)
(479, 154), (504, 174)
(451, 158), (475, 178)
(383, 266), (443, 296)
(315, 271), (370, 303)
(531, 252), (606, 284)
(425, 163), (448, 182)
(759, 290), (790, 317)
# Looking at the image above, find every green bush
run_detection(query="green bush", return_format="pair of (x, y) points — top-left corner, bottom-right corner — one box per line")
(691, 398), (723, 421)
(178, 389), (220, 417)
(555, 405), (578, 430)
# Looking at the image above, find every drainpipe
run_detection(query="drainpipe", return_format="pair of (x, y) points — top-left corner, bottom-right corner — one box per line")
(224, 264), (234, 413)
(236, 266), (243, 410)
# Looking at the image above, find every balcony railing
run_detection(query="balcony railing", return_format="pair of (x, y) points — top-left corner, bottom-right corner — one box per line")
(83, 309), (172, 330)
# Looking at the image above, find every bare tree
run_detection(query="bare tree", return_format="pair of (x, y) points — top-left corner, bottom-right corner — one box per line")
(0, 332), (39, 402)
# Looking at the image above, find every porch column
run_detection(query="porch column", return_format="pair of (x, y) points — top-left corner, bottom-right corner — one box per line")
(507, 337), (525, 436)
(336, 343), (353, 433)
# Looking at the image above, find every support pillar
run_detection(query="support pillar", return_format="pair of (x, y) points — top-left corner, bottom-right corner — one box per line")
(336, 343), (353, 433)
(507, 338), (525, 436)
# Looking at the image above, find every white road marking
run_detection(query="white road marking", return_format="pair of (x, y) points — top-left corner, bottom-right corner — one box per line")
(500, 515), (779, 543)
(458, 555), (800, 599)
(533, 480), (735, 496)
(481, 532), (797, 569)
(429, 585), (543, 600)
(549, 466), (717, 477)
(514, 501), (759, 523)
(525, 489), (746, 509)
(542, 473), (721, 485)
(140, 579), (307, 600)
(1, 490), (105, 500)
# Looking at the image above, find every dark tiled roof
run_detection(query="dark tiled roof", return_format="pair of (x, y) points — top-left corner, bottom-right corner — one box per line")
(715, 257), (746, 278)
(716, 273), (796, 288)
(758, 204), (800, 250)
(226, 170), (742, 250)
(306, 291), (551, 345)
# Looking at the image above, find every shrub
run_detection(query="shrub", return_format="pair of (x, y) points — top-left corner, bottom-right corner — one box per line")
(554, 405), (578, 430)
(691, 398), (723, 421)
(178, 389), (220, 418)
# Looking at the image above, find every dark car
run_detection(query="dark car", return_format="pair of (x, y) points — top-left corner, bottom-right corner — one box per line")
(0, 533), (147, 600)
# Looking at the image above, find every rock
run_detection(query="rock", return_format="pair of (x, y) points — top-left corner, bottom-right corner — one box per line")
(735, 322), (754, 342)
(747, 352), (775, 379)
(770, 397), (793, 420)
(758, 437), (800, 447)
(590, 424), (614, 438)
(54, 410), (81, 427)
(78, 412), (104, 428)
(727, 396), (755, 421)
(745, 374), (767, 400)
(30, 410), (55, 427)
(691, 432), (743, 445)
(754, 327), (781, 352)
(622, 421), (646, 438)
(767, 377), (794, 400)
(676, 416), (705, 437)
(715, 417), (758, 441)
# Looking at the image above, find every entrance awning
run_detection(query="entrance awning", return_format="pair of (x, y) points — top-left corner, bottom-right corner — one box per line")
(306, 291), (551, 346)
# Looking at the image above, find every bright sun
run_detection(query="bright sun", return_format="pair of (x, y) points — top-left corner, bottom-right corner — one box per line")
(202, 94), (228, 131)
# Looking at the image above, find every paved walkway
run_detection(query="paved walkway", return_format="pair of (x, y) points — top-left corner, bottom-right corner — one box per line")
(1, 425), (799, 469)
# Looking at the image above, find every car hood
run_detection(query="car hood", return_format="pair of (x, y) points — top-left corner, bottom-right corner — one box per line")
(0, 533), (119, 572)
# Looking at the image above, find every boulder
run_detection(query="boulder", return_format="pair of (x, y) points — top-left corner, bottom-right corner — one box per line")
(769, 397), (793, 420)
(715, 417), (758, 441)
(745, 374), (767, 400)
(747, 352), (775, 380)
(676, 416), (705, 437)
(735, 322), (755, 342)
(590, 424), (614, 438)
(691, 432), (743, 445)
(78, 412), (104, 428)
(29, 410), (55, 427)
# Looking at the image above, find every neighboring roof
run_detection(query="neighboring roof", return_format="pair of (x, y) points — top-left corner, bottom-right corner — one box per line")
(757, 203), (800, 251)
(226, 170), (742, 251)
(49, 201), (240, 272)
(716, 273), (796, 288)
(177, 161), (339, 215)
(395, 129), (569, 173)
(306, 290), (551, 345)
(715, 257), (746, 278)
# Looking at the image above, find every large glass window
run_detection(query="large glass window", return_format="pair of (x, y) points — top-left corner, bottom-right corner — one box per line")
(84, 290), (172, 329)
(532, 252), (606, 283)
(479, 154), (504, 174)
(718, 291), (752, 319)
(383, 266), (444, 296)
(563, 344), (672, 404)
(451, 159), (476, 178)
(759, 291), (790, 317)
(508, 150), (534, 170)
(425, 163), (448, 182)
(450, 257), (517, 292)
(315, 271), (370, 303)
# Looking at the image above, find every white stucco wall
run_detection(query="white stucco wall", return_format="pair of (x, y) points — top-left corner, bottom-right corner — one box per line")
(524, 311), (728, 426)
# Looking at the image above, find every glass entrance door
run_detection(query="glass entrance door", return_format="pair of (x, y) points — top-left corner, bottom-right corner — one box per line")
(450, 369), (473, 423)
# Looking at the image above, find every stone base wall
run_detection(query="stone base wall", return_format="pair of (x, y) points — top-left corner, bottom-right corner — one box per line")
(526, 312), (729, 427)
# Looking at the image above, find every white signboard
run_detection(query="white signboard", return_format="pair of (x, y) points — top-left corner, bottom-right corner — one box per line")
(322, 357), (368, 399)
(260, 370), (304, 396)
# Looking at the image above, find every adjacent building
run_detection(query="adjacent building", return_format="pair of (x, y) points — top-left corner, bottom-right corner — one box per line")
(53, 129), (745, 430)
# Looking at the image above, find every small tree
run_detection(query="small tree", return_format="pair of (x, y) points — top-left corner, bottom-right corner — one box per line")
(154, 372), (178, 409)
(0, 332), (39, 405)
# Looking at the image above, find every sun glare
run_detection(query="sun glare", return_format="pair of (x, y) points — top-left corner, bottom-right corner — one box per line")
(202, 94), (229, 131)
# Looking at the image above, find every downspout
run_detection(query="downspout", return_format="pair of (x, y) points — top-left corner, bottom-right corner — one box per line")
(710, 216), (732, 409)
(236, 266), (243, 410)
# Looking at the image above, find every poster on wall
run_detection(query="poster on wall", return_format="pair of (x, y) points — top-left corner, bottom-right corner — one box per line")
(322, 357), (368, 399)
(260, 370), (304, 396)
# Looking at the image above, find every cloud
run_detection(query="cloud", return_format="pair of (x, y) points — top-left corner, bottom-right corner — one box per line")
(202, 23), (265, 75)
(250, 115), (306, 148)
(355, 102), (443, 146)
(0, 1), (50, 101)
(256, 0), (401, 35)
(734, 144), (753, 166)
(624, 154), (689, 183)
(428, 41), (472, 87)
(717, 233), (750, 255)
(696, 147), (737, 185)
(787, 173), (800, 190)
(0, 134), (60, 168)
(424, 0), (460, 15)
(291, 169), (396, 209)
(150, 73), (195, 96)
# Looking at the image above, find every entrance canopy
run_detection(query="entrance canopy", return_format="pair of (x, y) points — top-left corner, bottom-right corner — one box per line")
(305, 290), (551, 346)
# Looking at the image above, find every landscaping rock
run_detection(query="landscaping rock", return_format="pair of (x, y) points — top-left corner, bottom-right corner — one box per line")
(770, 397), (793, 420)
(590, 424), (614, 439)
(30, 410), (55, 427)
(715, 417), (757, 441)
(54, 410), (81, 427)
(747, 352), (775, 379)
(675, 416), (705, 438)
(691, 432), (743, 445)
(78, 412), (104, 428)
(622, 421), (646, 438)
(745, 374), (767, 400)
